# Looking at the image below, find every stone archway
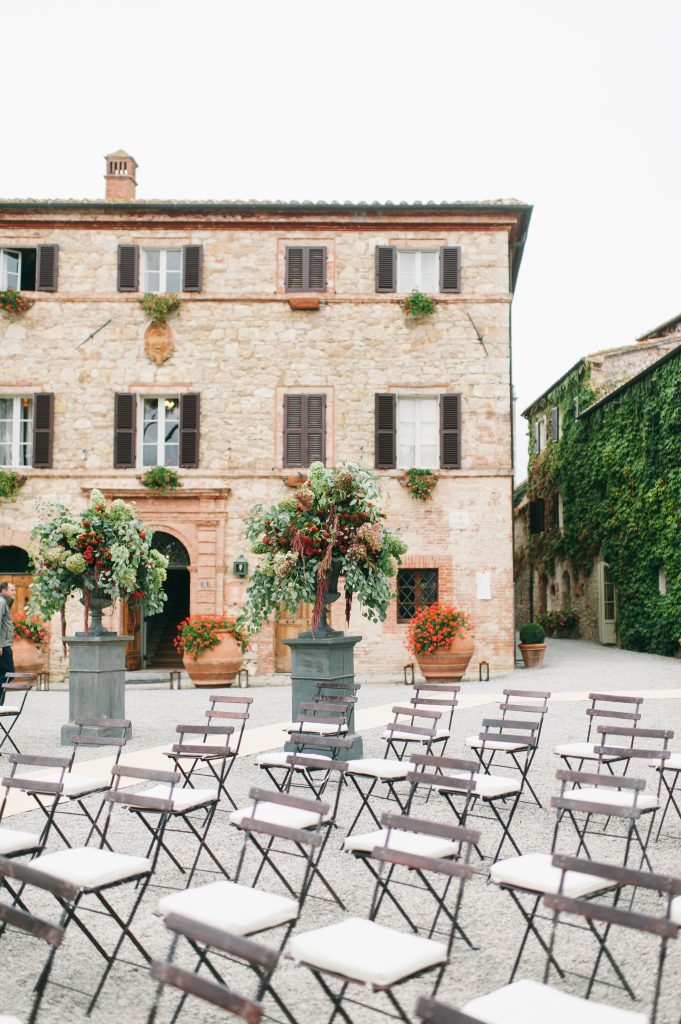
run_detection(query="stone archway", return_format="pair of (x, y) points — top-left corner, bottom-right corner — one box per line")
(143, 531), (191, 668)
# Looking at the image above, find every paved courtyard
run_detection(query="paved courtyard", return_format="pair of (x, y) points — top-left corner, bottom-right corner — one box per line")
(2, 639), (681, 1023)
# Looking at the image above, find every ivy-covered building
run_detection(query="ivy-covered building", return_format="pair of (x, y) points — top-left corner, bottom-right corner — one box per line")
(515, 315), (681, 654)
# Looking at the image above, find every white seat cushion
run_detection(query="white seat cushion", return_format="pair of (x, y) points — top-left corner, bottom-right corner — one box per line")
(33, 848), (151, 890)
(0, 705), (21, 717)
(158, 880), (297, 935)
(255, 751), (331, 769)
(283, 722), (348, 735)
(649, 752), (681, 771)
(140, 784), (219, 811)
(35, 769), (110, 798)
(554, 741), (620, 762)
(0, 827), (41, 856)
(382, 729), (450, 743)
(346, 758), (414, 781)
(288, 917), (447, 986)
(463, 978), (647, 1023)
(669, 895), (681, 925)
(566, 787), (658, 812)
(490, 853), (612, 898)
(0, 1016), (23, 1024)
(438, 772), (521, 800)
(465, 735), (527, 752)
(344, 828), (459, 859)
(230, 801), (330, 830)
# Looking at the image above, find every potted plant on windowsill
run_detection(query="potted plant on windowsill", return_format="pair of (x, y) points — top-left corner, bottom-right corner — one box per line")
(12, 613), (49, 674)
(402, 469), (437, 502)
(0, 289), (34, 319)
(518, 623), (547, 668)
(400, 290), (437, 318)
(406, 603), (475, 681)
(141, 466), (182, 494)
(0, 470), (26, 502)
(174, 614), (250, 687)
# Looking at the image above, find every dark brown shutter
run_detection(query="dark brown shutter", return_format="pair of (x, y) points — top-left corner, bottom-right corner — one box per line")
(440, 394), (461, 468)
(306, 395), (326, 464)
(179, 393), (200, 467)
(529, 499), (545, 534)
(284, 395), (304, 467)
(375, 246), (396, 292)
(36, 245), (59, 292)
(285, 247), (304, 291)
(32, 393), (54, 468)
(114, 393), (136, 468)
(307, 247), (327, 291)
(440, 247), (461, 292)
(182, 245), (203, 292)
(550, 406), (559, 442)
(117, 245), (139, 292)
(375, 393), (396, 468)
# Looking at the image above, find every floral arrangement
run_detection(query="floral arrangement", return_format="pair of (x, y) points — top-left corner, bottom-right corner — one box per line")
(13, 613), (49, 647)
(141, 466), (181, 493)
(401, 290), (437, 317)
(0, 470), (25, 501)
(29, 488), (168, 632)
(406, 602), (471, 656)
(139, 293), (181, 324)
(0, 289), (34, 318)
(538, 609), (579, 636)
(404, 468), (437, 502)
(174, 614), (250, 660)
(244, 463), (408, 631)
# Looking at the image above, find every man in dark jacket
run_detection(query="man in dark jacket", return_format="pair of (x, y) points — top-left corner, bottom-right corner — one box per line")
(0, 582), (16, 705)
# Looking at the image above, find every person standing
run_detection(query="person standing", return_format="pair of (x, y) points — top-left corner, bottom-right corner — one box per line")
(0, 582), (16, 706)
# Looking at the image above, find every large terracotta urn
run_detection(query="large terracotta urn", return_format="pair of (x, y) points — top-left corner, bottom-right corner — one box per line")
(12, 637), (47, 675)
(415, 633), (475, 682)
(183, 633), (244, 688)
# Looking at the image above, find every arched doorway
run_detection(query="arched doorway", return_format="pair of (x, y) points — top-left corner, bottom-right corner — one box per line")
(144, 532), (190, 668)
(0, 546), (33, 616)
(561, 570), (572, 610)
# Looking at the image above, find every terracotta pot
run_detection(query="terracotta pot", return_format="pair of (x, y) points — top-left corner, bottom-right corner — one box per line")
(415, 633), (475, 681)
(12, 636), (47, 674)
(182, 633), (243, 688)
(519, 643), (547, 669)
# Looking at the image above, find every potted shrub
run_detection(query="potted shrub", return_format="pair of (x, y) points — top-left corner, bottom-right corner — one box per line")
(406, 603), (475, 681)
(174, 614), (250, 687)
(141, 466), (182, 493)
(538, 609), (579, 638)
(12, 613), (49, 674)
(518, 623), (547, 669)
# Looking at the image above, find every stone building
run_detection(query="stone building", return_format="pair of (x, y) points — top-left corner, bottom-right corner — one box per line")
(515, 314), (681, 649)
(0, 152), (531, 681)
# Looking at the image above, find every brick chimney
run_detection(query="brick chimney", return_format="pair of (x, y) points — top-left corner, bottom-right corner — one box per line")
(104, 150), (138, 201)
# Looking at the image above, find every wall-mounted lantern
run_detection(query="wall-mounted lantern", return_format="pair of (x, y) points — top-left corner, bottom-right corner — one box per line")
(233, 555), (249, 578)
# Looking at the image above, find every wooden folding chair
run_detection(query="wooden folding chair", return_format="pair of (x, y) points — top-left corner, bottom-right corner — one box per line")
(405, 683), (460, 754)
(256, 732), (353, 798)
(170, 694), (253, 810)
(554, 692), (644, 775)
(149, 956), (262, 1023)
(382, 704), (446, 761)
(0, 754), (70, 879)
(0, 680), (33, 757)
(164, 722), (236, 807)
(0, 903), (65, 1024)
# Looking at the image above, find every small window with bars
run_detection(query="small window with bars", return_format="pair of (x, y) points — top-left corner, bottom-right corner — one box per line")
(397, 568), (439, 622)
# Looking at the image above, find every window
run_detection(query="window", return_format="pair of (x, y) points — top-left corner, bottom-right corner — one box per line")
(142, 249), (182, 293)
(397, 397), (438, 469)
(551, 492), (563, 530)
(283, 394), (326, 467)
(397, 250), (438, 293)
(550, 405), (560, 442)
(397, 569), (438, 622)
(529, 498), (545, 534)
(285, 247), (327, 291)
(0, 248), (37, 290)
(0, 397), (33, 467)
(533, 416), (548, 455)
(142, 397), (180, 467)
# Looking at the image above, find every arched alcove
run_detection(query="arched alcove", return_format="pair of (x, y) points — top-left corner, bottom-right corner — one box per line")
(561, 570), (572, 610)
(144, 531), (191, 668)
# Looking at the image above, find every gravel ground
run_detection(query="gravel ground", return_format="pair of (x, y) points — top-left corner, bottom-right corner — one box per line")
(2, 639), (681, 1023)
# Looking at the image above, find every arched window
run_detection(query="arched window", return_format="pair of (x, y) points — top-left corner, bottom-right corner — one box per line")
(151, 532), (190, 568)
(0, 546), (31, 574)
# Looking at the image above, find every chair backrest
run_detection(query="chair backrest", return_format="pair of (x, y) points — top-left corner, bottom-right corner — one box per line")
(477, 718), (539, 757)
(285, 738), (351, 820)
(410, 683), (460, 730)
(0, 753), (70, 839)
(406, 753), (478, 812)
(291, 701), (351, 735)
(101, 764), (181, 863)
(595, 725), (673, 794)
(150, 959), (262, 1023)
(173, 723), (234, 759)
(206, 694), (253, 754)
(385, 705), (443, 750)
(417, 997), (479, 1024)
(500, 688), (551, 737)
(0, 902), (65, 1024)
(552, 768), (652, 864)
(69, 717), (131, 770)
(314, 680), (361, 702)
(584, 692), (644, 742)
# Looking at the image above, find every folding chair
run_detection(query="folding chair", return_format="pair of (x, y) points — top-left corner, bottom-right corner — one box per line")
(465, 688), (550, 807)
(554, 692), (644, 775)
(382, 704), (446, 761)
(0, 903), (65, 1024)
(652, 748), (681, 841)
(461, 856), (681, 1024)
(286, 824), (478, 1024)
(282, 700), (351, 737)
(0, 680), (33, 756)
(0, 754), (70, 873)
(149, 955), (262, 1023)
(404, 683), (460, 753)
(0, 765), (176, 1013)
(256, 732), (353, 798)
(164, 722), (236, 808)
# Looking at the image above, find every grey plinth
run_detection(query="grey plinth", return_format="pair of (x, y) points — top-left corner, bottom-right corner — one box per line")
(61, 634), (133, 744)
(284, 630), (363, 758)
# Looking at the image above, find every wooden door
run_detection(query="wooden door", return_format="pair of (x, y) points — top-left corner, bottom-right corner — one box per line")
(122, 601), (142, 670)
(6, 575), (33, 616)
(598, 561), (617, 645)
(275, 603), (313, 673)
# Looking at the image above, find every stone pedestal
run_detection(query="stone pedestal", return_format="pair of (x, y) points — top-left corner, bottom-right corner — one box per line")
(61, 634), (132, 744)
(284, 630), (363, 758)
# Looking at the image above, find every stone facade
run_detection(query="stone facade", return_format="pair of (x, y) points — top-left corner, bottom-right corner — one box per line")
(0, 162), (530, 682)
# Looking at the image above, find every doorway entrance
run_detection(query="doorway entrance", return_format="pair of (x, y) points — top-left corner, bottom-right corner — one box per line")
(275, 603), (312, 673)
(144, 533), (191, 668)
(0, 546), (33, 616)
(598, 561), (617, 645)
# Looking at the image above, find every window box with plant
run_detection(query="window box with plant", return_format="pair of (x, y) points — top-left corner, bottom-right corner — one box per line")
(403, 468), (437, 502)
(174, 614), (250, 687)
(405, 602), (474, 681)
(138, 293), (181, 324)
(538, 609), (579, 638)
(400, 290), (437, 318)
(141, 466), (181, 494)
(0, 289), (34, 319)
(12, 613), (49, 673)
(518, 622), (547, 669)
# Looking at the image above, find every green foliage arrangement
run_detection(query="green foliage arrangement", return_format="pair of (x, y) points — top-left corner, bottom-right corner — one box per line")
(0, 470), (25, 501)
(0, 289), (34, 318)
(138, 293), (181, 324)
(404, 468), (437, 501)
(244, 463), (408, 631)
(401, 290), (437, 317)
(525, 352), (681, 655)
(519, 623), (545, 644)
(538, 609), (579, 636)
(29, 489), (168, 628)
(406, 603), (471, 656)
(141, 466), (181, 493)
(174, 614), (250, 660)
(13, 613), (49, 647)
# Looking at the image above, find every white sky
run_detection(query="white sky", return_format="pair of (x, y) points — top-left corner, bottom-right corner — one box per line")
(4, 0), (680, 479)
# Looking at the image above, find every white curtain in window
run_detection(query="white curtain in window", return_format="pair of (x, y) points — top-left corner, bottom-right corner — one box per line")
(397, 397), (438, 469)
